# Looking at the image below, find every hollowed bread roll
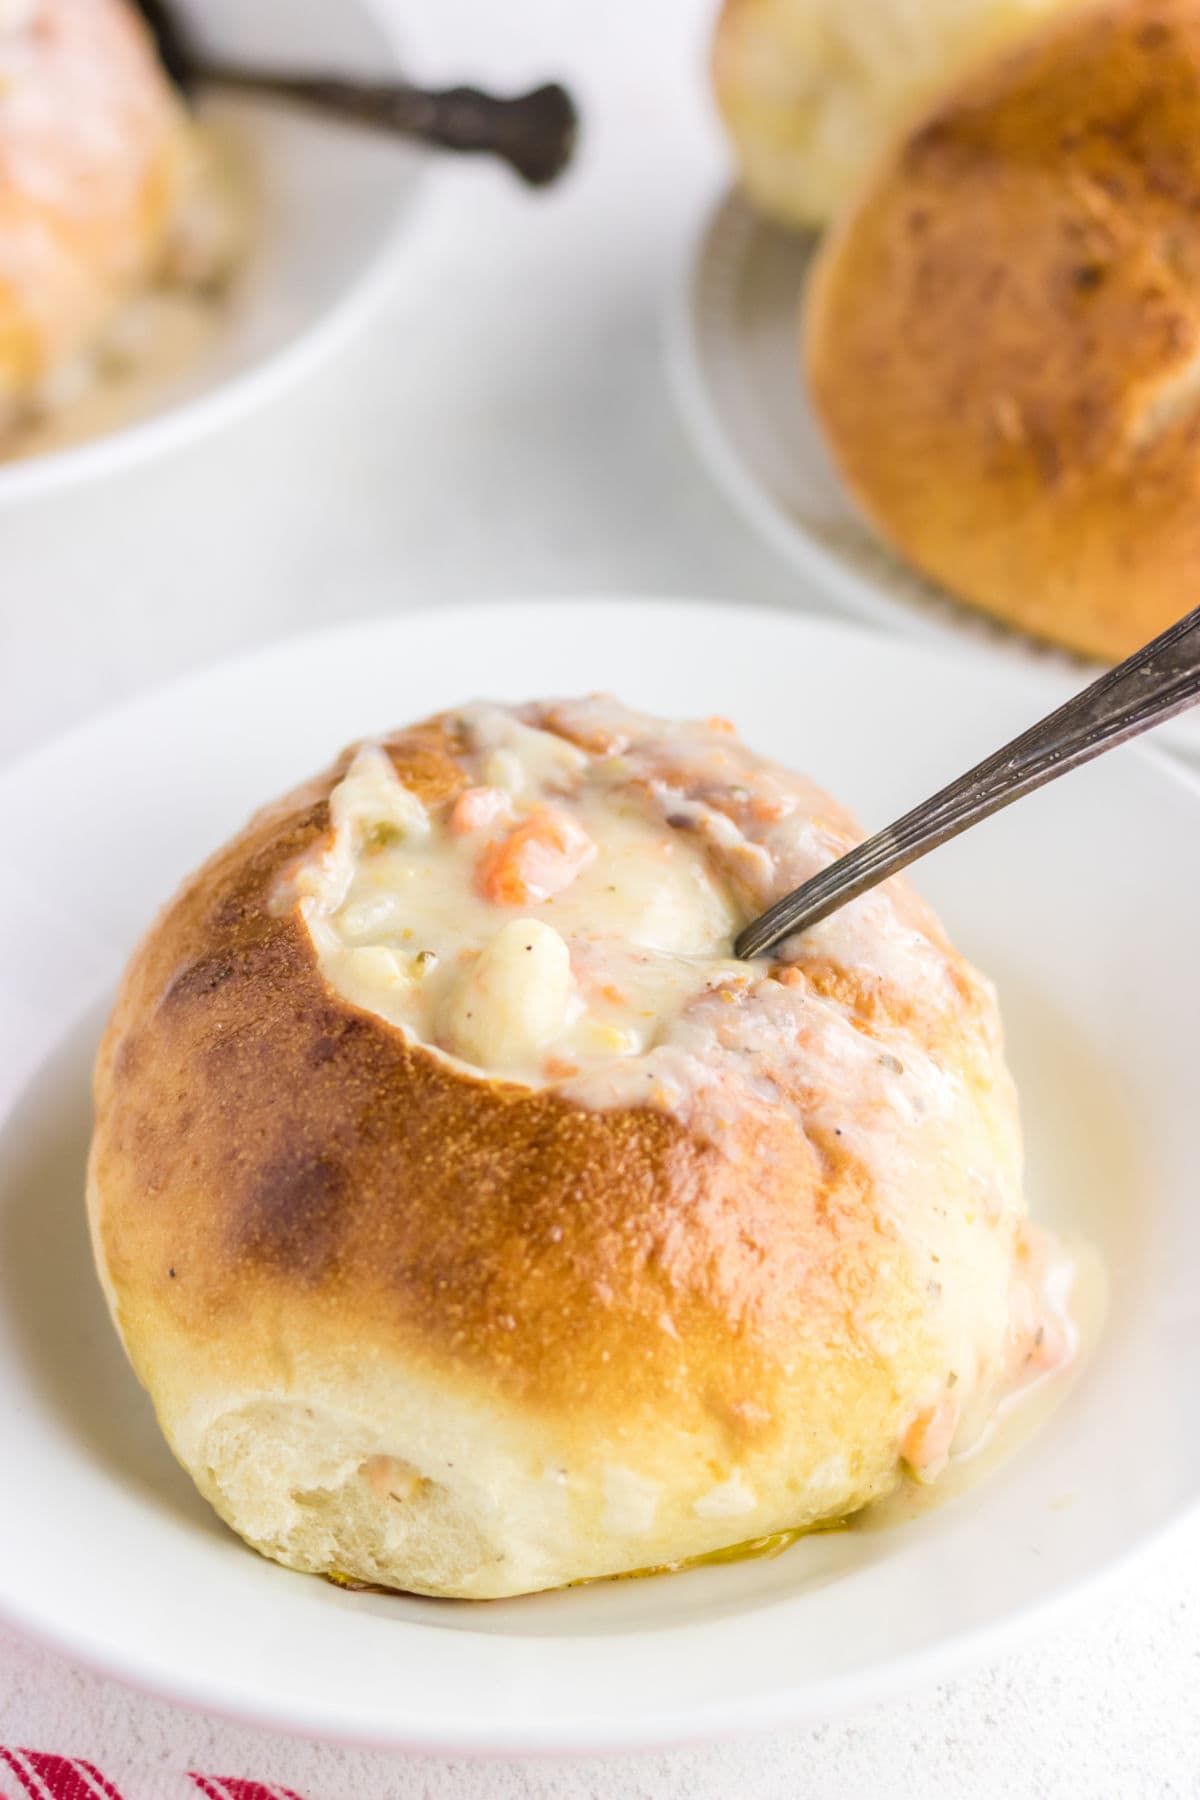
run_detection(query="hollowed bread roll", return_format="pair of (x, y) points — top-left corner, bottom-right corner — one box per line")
(88, 698), (1070, 1598)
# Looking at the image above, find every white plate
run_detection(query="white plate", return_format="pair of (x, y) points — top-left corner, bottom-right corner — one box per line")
(0, 0), (427, 502)
(669, 188), (1200, 759)
(1, 598), (1198, 1752)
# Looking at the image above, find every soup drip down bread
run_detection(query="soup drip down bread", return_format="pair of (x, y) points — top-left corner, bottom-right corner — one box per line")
(88, 699), (1075, 1597)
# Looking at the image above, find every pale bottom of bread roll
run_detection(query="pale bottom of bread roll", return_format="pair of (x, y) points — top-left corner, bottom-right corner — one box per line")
(93, 1333), (908, 1600)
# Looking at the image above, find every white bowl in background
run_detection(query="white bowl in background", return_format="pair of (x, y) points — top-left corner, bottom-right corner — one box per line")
(0, 0), (428, 502)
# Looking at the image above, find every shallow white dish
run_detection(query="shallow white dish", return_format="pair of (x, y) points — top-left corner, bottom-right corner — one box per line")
(669, 188), (1200, 760)
(0, 0), (427, 502)
(0, 597), (1197, 1752)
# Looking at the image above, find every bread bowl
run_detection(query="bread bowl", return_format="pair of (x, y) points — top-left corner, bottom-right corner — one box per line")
(88, 697), (1074, 1598)
(0, 0), (238, 451)
(805, 0), (1200, 662)
(712, 0), (1086, 229)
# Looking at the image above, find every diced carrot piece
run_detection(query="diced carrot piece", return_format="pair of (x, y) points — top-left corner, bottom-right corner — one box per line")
(450, 786), (511, 835)
(750, 795), (786, 822)
(600, 982), (628, 1006)
(706, 715), (737, 735)
(477, 809), (596, 905)
(543, 1055), (581, 1081)
(902, 1395), (959, 1471)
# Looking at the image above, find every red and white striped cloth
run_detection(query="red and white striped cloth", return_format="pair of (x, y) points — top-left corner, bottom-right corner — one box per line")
(0, 1750), (306, 1800)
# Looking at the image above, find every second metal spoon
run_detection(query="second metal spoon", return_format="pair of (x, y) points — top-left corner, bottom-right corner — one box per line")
(134, 0), (578, 188)
(734, 603), (1200, 961)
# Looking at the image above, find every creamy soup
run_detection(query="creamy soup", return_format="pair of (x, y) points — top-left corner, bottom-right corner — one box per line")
(297, 713), (749, 1084)
(292, 697), (962, 1096)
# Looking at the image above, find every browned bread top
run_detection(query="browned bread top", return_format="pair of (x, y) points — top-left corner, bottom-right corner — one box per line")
(805, 0), (1200, 661)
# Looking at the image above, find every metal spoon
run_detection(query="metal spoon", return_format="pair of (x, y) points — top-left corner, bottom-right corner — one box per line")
(734, 603), (1200, 960)
(134, 0), (578, 188)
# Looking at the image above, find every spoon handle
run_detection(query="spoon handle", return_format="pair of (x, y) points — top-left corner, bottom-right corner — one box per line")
(198, 67), (578, 187)
(734, 603), (1200, 960)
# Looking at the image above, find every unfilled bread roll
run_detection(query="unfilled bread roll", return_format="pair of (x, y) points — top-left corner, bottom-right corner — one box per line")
(88, 698), (1071, 1598)
(713, 0), (1085, 228)
(0, 0), (189, 420)
(805, 0), (1200, 662)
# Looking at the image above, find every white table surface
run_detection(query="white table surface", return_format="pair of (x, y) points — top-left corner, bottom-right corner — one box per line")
(1, 1), (1198, 1794)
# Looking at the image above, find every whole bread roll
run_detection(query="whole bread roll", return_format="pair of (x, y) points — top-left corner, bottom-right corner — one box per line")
(713, 0), (1085, 228)
(806, 0), (1200, 662)
(89, 698), (1070, 1598)
(0, 0), (189, 420)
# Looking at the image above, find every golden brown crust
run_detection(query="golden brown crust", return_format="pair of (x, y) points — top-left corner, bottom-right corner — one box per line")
(89, 715), (985, 1471)
(805, 0), (1200, 662)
